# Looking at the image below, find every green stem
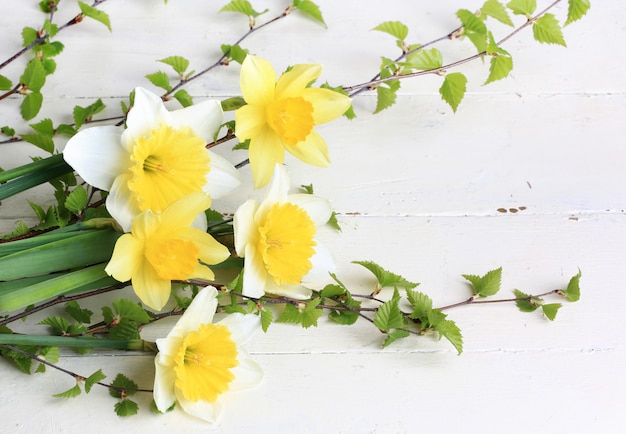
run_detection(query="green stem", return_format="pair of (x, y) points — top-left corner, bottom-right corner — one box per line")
(0, 334), (154, 351)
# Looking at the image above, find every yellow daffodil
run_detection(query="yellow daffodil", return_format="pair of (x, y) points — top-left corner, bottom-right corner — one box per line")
(64, 87), (241, 232)
(233, 164), (335, 299)
(104, 192), (230, 310)
(153, 286), (262, 423)
(235, 55), (352, 188)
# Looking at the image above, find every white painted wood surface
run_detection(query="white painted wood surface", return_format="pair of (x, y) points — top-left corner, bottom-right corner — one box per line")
(1, 1), (624, 433)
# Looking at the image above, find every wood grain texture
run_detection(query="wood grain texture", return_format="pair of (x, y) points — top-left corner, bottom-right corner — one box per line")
(0, 1), (623, 433)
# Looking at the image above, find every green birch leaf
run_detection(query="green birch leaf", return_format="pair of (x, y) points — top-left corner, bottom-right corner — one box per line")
(320, 284), (345, 298)
(114, 399), (139, 416)
(405, 48), (443, 70)
(20, 59), (46, 92)
(406, 288), (433, 321)
(541, 303), (562, 321)
(300, 298), (323, 328)
(20, 132), (54, 153)
(42, 19), (59, 38)
(381, 329), (410, 348)
(514, 289), (541, 312)
(30, 118), (54, 135)
(221, 44), (249, 64)
(0, 75), (12, 91)
(435, 319), (463, 354)
(219, 0), (268, 17)
(53, 383), (82, 398)
(327, 211), (341, 231)
(260, 307), (273, 332)
(22, 27), (38, 46)
(73, 99), (106, 129)
(328, 308), (359, 325)
(533, 13), (566, 46)
(373, 289), (406, 331)
(1, 125), (16, 137)
(276, 299), (322, 328)
(109, 373), (138, 398)
(159, 56), (189, 75)
(506, 0), (537, 17)
(374, 85), (397, 114)
(84, 369), (106, 393)
(457, 9), (487, 35)
(40, 345), (59, 364)
(462, 267), (502, 297)
(173, 89), (193, 107)
(65, 301), (93, 324)
(65, 185), (89, 213)
(372, 21), (409, 41)
(145, 71), (172, 92)
(41, 58), (56, 75)
(563, 270), (581, 302)
(112, 299), (151, 324)
(221, 96), (247, 111)
(56, 123), (77, 137)
(439, 72), (467, 112)
(565, 0), (590, 26)
(78, 1), (112, 31)
(353, 260), (419, 289)
(27, 201), (46, 221)
(485, 54), (513, 84)
(39, 316), (70, 335)
(481, 0), (514, 26)
(39, 41), (64, 58)
(292, 0), (326, 27)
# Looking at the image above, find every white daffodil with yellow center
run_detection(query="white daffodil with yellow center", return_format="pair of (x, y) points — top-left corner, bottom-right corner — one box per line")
(235, 55), (352, 188)
(63, 87), (241, 232)
(104, 192), (230, 310)
(154, 286), (262, 423)
(233, 164), (335, 299)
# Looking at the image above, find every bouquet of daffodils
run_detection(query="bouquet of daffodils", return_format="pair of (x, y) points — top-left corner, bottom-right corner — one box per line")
(0, 0), (587, 423)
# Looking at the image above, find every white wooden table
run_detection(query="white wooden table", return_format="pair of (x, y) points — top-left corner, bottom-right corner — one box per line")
(1, 1), (624, 433)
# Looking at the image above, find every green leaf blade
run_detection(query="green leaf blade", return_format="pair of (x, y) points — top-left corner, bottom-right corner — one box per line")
(353, 260), (419, 290)
(439, 72), (467, 113)
(533, 14), (566, 46)
(372, 21), (409, 41)
(565, 0), (590, 26)
(78, 1), (112, 31)
(482, 0), (514, 26)
(293, 0), (326, 27)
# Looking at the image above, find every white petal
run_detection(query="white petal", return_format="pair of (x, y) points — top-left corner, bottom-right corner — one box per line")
(153, 357), (177, 412)
(287, 194), (332, 226)
(256, 164), (290, 220)
(174, 286), (219, 336)
(167, 99), (223, 143)
(154, 334), (184, 366)
(123, 87), (168, 148)
(233, 199), (259, 256)
(177, 393), (221, 424)
(62, 125), (127, 190)
(263, 164), (290, 203)
(264, 279), (312, 299)
(204, 151), (241, 199)
(106, 174), (141, 232)
(229, 352), (264, 391)
(302, 242), (336, 284)
(242, 244), (268, 299)
(216, 312), (260, 345)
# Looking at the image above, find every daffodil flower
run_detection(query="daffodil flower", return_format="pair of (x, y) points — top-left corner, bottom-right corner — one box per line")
(153, 286), (262, 423)
(104, 192), (230, 310)
(233, 164), (335, 299)
(235, 55), (352, 188)
(63, 87), (241, 232)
